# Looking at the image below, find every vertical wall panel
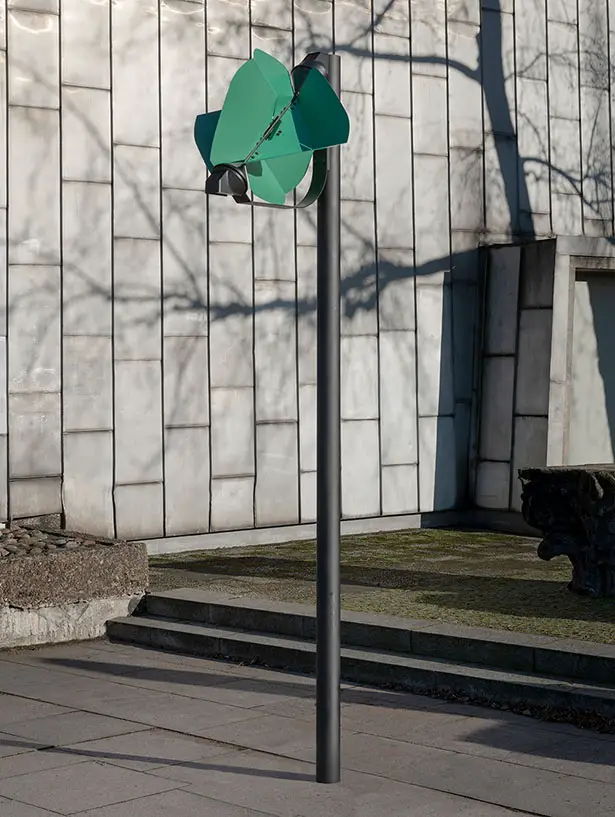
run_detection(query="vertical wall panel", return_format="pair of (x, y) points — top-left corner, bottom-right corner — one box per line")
(336, 0), (372, 93)
(115, 482), (164, 538)
(207, 0), (249, 58)
(209, 242), (253, 388)
(411, 0), (446, 76)
(9, 106), (60, 264)
(380, 331), (417, 466)
(516, 78), (550, 225)
(342, 420), (380, 517)
(416, 284), (455, 418)
(164, 336), (209, 427)
(9, 392), (61, 477)
(482, 8), (516, 135)
(341, 335), (379, 420)
(378, 248), (415, 331)
(62, 181), (112, 336)
(211, 476), (253, 530)
(61, 0), (114, 540)
(340, 201), (377, 336)
(382, 464), (418, 515)
(62, 87), (111, 184)
(375, 116), (413, 249)
(211, 388), (254, 477)
(448, 20), (482, 149)
(374, 34), (410, 118)
(254, 281), (297, 422)
(419, 415), (457, 511)
(580, 86), (612, 225)
(341, 91), (375, 201)
(114, 237), (161, 361)
(64, 431), (114, 537)
(299, 383), (316, 474)
(252, 25), (292, 67)
(62, 0), (110, 89)
(115, 360), (163, 484)
(294, 0), (332, 59)
(8, 10), (59, 109)
(113, 145), (160, 239)
(9, 266), (60, 394)
(253, 208), (295, 281)
(161, 0), (205, 191)
(63, 336), (112, 432)
(255, 423), (299, 526)
(162, 188), (207, 336)
(0, 50), (6, 212)
(297, 246), (317, 386)
(516, 0), (547, 82)
(165, 426), (210, 534)
(413, 154), (450, 267)
(112, 0), (159, 148)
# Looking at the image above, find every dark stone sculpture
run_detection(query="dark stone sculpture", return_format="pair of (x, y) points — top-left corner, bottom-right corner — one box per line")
(519, 466), (615, 598)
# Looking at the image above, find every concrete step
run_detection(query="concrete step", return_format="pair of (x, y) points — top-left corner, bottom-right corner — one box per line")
(106, 614), (615, 719)
(141, 589), (615, 686)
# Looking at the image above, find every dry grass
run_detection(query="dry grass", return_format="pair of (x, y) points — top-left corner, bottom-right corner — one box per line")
(149, 528), (615, 643)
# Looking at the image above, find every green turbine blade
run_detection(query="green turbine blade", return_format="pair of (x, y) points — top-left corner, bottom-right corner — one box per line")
(247, 151), (312, 204)
(194, 110), (221, 171)
(293, 66), (350, 150)
(211, 49), (294, 166)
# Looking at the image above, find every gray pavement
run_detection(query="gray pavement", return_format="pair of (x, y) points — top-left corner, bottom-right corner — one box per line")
(0, 640), (613, 816)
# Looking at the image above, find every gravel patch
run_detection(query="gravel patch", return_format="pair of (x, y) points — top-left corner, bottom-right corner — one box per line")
(0, 526), (121, 558)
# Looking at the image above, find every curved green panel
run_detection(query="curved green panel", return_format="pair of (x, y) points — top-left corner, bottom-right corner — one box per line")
(194, 111), (221, 171)
(211, 50), (294, 166)
(247, 152), (312, 204)
(293, 67), (350, 150)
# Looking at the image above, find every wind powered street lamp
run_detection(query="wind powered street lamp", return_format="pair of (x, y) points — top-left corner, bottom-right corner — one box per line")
(194, 50), (349, 785)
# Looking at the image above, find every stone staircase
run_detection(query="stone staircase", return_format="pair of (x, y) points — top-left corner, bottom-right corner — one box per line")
(107, 589), (615, 719)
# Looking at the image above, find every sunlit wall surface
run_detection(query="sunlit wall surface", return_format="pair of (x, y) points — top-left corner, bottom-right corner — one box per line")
(1, 0), (611, 539)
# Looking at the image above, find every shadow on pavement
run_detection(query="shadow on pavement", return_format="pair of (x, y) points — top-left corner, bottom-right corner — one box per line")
(0, 734), (315, 781)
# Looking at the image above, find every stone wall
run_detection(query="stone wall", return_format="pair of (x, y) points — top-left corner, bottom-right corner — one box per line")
(0, 0), (613, 542)
(475, 241), (554, 512)
(475, 236), (615, 514)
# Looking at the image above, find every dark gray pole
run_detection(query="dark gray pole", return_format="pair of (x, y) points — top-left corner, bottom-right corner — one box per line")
(315, 52), (341, 785)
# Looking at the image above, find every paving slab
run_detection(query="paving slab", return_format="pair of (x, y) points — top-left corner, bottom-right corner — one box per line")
(0, 745), (87, 781)
(251, 694), (318, 721)
(8, 643), (243, 686)
(294, 731), (615, 817)
(0, 695), (71, 728)
(87, 688), (265, 733)
(0, 760), (181, 814)
(195, 712), (333, 757)
(152, 746), (526, 817)
(0, 796), (59, 817)
(341, 699), (470, 740)
(384, 713), (567, 762)
(1, 711), (149, 747)
(70, 788), (275, 817)
(0, 640), (614, 817)
(0, 734), (49, 759)
(55, 728), (236, 772)
(506, 735), (615, 785)
(113, 666), (315, 707)
(0, 662), (160, 711)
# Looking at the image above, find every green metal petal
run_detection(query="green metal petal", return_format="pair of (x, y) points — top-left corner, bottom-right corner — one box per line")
(292, 67), (350, 150)
(247, 151), (313, 204)
(211, 49), (294, 166)
(194, 111), (221, 171)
